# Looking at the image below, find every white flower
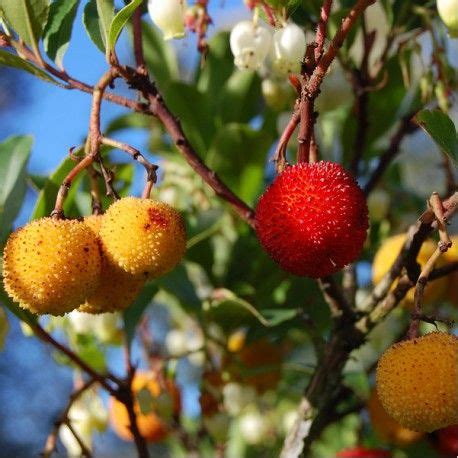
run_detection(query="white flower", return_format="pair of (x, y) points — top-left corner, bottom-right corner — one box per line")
(437, 0), (458, 37)
(148, 0), (188, 40)
(271, 23), (306, 75)
(230, 20), (272, 71)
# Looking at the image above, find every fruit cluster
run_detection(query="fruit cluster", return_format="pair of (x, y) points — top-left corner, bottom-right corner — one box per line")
(2, 197), (186, 316)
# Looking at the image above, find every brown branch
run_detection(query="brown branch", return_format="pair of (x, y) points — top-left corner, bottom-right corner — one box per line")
(273, 106), (300, 172)
(314, 0), (333, 62)
(101, 136), (158, 199)
(307, 0), (376, 97)
(31, 323), (119, 395)
(64, 422), (92, 458)
(407, 245), (443, 339)
(132, 7), (146, 70)
(87, 165), (103, 215)
(52, 69), (118, 217)
(318, 276), (356, 320)
(42, 379), (97, 458)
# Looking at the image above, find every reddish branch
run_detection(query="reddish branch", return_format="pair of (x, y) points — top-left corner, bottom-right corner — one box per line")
(314, 0), (333, 62)
(42, 378), (96, 458)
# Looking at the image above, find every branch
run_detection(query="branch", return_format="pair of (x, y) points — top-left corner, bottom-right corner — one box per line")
(42, 378), (96, 458)
(31, 323), (119, 395)
(314, 0), (333, 62)
(101, 137), (158, 199)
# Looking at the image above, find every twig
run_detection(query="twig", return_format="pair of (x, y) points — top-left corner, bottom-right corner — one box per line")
(87, 165), (103, 215)
(65, 422), (92, 458)
(52, 69), (118, 217)
(132, 7), (146, 70)
(101, 136), (158, 199)
(31, 323), (119, 395)
(42, 378), (96, 458)
(96, 156), (120, 200)
(314, 0), (333, 62)
(318, 276), (356, 320)
(407, 245), (444, 339)
(273, 107), (300, 172)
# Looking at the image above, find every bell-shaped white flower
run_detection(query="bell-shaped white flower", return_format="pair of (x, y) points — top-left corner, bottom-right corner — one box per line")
(271, 23), (306, 75)
(148, 0), (188, 40)
(230, 20), (272, 71)
(437, 0), (458, 37)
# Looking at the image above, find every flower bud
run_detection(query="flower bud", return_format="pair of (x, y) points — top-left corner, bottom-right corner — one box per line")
(147, 0), (188, 40)
(230, 20), (272, 71)
(437, 0), (458, 37)
(271, 23), (306, 75)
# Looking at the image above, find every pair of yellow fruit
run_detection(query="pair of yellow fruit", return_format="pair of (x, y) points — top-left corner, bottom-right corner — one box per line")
(2, 197), (186, 316)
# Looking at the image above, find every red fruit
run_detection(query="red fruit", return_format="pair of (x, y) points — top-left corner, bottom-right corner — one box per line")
(255, 162), (368, 278)
(436, 424), (458, 457)
(336, 447), (391, 458)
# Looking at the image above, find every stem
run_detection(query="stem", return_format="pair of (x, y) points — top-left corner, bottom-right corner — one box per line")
(314, 0), (333, 62)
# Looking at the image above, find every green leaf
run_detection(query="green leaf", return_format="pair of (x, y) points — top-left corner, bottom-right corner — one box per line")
(108, 0), (142, 52)
(96, 0), (114, 54)
(0, 136), (32, 243)
(141, 22), (179, 90)
(123, 283), (158, 346)
(156, 264), (201, 311)
(414, 109), (458, 160)
(0, 0), (49, 52)
(217, 70), (262, 124)
(163, 82), (214, 153)
(83, 0), (105, 53)
(43, 0), (79, 68)
(0, 49), (63, 86)
(31, 156), (83, 219)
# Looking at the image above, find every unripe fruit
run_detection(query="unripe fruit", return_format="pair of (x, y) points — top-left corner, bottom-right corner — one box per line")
(99, 197), (186, 279)
(367, 389), (424, 446)
(372, 234), (448, 307)
(2, 218), (101, 315)
(255, 162), (368, 278)
(271, 23), (306, 75)
(261, 78), (292, 111)
(79, 215), (144, 314)
(109, 371), (181, 442)
(230, 20), (271, 71)
(147, 0), (187, 40)
(376, 332), (458, 432)
(437, 0), (458, 37)
(336, 447), (391, 458)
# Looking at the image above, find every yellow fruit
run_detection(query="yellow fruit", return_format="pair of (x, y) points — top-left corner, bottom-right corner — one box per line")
(368, 389), (424, 445)
(376, 332), (458, 432)
(2, 218), (101, 315)
(99, 197), (186, 278)
(372, 234), (448, 307)
(444, 235), (458, 305)
(109, 371), (181, 442)
(78, 215), (144, 314)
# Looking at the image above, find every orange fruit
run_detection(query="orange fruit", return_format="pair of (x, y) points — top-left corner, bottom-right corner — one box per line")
(368, 389), (424, 446)
(109, 371), (181, 442)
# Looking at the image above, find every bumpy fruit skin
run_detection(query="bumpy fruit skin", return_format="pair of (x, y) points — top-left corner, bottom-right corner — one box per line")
(368, 389), (424, 446)
(255, 162), (368, 278)
(376, 332), (458, 432)
(99, 197), (186, 279)
(336, 447), (391, 458)
(2, 218), (101, 315)
(109, 371), (181, 442)
(78, 215), (144, 314)
(372, 234), (448, 307)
